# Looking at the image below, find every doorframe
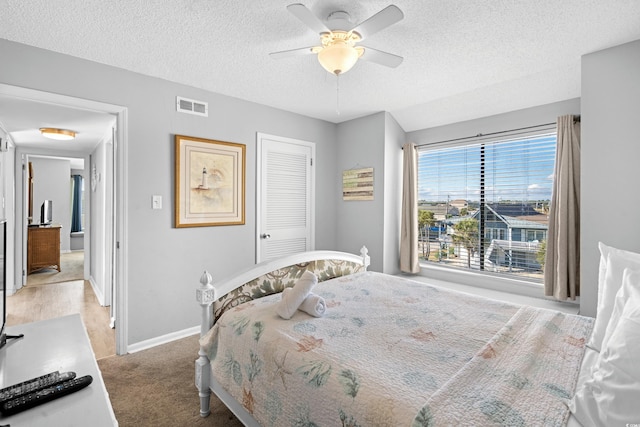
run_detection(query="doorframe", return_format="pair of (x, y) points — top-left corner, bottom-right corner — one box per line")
(0, 83), (129, 355)
(255, 132), (316, 263)
(22, 152), (90, 283)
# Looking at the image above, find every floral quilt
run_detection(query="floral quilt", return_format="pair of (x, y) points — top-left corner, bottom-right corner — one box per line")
(199, 271), (592, 427)
(412, 305), (594, 427)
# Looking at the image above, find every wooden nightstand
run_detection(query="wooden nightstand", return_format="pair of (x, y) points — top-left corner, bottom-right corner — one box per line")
(27, 225), (61, 274)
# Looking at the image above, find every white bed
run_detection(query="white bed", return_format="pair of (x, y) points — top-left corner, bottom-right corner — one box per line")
(195, 245), (639, 426)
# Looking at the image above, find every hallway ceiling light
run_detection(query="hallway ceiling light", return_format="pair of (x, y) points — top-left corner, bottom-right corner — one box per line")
(39, 127), (76, 140)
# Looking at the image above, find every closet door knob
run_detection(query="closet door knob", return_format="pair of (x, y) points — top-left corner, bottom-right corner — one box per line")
(261, 233), (271, 239)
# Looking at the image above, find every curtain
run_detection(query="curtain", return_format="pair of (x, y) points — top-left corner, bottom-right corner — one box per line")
(71, 175), (83, 232)
(544, 115), (581, 300)
(400, 143), (420, 273)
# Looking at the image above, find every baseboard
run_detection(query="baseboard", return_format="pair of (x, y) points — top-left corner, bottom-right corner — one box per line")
(88, 276), (106, 306)
(127, 325), (200, 354)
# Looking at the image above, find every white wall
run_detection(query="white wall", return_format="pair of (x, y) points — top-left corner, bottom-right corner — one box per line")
(0, 128), (16, 294)
(90, 141), (107, 304)
(0, 128), (6, 221)
(581, 39), (640, 317)
(30, 157), (71, 252)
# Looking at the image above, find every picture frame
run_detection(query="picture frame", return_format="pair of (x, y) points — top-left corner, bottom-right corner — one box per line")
(343, 167), (374, 201)
(175, 135), (245, 227)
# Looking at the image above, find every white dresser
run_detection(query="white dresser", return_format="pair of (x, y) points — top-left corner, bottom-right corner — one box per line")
(0, 314), (117, 426)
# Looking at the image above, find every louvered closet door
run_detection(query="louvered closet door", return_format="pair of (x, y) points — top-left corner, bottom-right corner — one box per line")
(257, 133), (315, 263)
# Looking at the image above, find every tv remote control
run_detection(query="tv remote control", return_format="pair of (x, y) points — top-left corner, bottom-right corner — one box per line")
(0, 371), (76, 403)
(0, 375), (92, 416)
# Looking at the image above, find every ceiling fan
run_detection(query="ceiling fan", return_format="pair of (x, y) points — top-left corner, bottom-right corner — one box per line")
(270, 3), (404, 76)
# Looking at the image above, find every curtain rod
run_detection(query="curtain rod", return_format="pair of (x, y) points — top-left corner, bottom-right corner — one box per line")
(405, 115), (580, 149)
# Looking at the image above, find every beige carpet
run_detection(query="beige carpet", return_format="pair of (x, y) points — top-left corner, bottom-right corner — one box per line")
(27, 251), (84, 285)
(98, 334), (243, 427)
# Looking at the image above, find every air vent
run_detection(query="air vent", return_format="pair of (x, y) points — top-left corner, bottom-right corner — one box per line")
(176, 96), (208, 117)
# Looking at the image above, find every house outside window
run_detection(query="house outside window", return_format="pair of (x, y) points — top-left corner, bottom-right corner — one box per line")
(527, 230), (546, 242)
(417, 130), (556, 284)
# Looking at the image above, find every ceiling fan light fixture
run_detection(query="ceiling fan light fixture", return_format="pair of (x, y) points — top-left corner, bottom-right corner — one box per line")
(273, 4), (404, 76)
(39, 127), (76, 140)
(317, 40), (360, 75)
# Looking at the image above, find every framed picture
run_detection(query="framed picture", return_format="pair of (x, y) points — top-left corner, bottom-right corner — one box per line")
(175, 135), (245, 227)
(343, 167), (374, 201)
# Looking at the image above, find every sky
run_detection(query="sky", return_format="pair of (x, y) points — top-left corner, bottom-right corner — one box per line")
(418, 134), (556, 204)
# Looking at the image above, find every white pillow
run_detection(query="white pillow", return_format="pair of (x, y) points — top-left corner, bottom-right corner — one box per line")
(599, 268), (640, 356)
(587, 242), (640, 352)
(570, 283), (640, 425)
(596, 242), (610, 307)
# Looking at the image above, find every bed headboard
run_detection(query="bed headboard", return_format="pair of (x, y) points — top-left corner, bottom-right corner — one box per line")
(196, 247), (370, 335)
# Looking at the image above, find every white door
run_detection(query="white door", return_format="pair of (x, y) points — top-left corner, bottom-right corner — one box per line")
(256, 133), (315, 263)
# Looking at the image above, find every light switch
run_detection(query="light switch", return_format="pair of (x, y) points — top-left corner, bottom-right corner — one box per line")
(152, 195), (162, 210)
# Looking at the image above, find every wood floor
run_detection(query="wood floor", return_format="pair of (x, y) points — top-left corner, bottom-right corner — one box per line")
(6, 280), (116, 360)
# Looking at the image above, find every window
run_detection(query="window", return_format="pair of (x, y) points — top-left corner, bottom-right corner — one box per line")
(526, 230), (545, 242)
(486, 228), (506, 241)
(71, 175), (84, 232)
(417, 130), (556, 283)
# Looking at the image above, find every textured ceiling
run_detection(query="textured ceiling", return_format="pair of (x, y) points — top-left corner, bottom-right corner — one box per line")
(1, 0), (640, 134)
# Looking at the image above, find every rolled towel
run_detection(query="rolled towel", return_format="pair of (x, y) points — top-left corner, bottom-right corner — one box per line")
(276, 271), (317, 319)
(299, 293), (326, 317)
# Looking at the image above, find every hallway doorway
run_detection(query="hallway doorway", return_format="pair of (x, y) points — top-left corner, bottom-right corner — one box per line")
(0, 83), (127, 355)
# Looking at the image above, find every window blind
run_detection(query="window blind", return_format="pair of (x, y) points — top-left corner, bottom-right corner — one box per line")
(417, 129), (556, 284)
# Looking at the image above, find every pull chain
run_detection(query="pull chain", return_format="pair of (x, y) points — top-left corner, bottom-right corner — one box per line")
(336, 74), (340, 115)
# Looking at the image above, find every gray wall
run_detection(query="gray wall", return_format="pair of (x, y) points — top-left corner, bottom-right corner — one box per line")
(382, 113), (404, 274)
(0, 39), (339, 345)
(581, 39), (640, 317)
(30, 157), (71, 252)
(408, 99), (580, 145)
(334, 111), (405, 274)
(335, 113), (386, 271)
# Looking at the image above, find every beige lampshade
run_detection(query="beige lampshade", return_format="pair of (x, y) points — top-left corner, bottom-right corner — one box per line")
(317, 42), (360, 76)
(40, 128), (76, 140)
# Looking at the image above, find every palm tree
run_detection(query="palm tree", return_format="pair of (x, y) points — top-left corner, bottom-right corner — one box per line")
(537, 240), (547, 271)
(418, 210), (436, 259)
(452, 218), (479, 268)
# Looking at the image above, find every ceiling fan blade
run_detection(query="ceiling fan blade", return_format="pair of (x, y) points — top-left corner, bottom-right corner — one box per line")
(360, 46), (403, 68)
(287, 3), (329, 34)
(351, 5), (404, 40)
(269, 46), (316, 60)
